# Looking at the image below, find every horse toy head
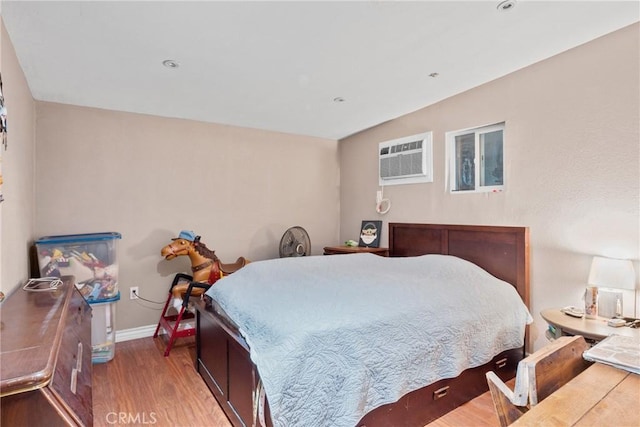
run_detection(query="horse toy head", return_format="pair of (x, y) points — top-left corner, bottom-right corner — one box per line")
(162, 230), (204, 259)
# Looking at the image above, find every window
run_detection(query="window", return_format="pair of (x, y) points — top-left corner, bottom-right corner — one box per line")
(447, 123), (504, 193)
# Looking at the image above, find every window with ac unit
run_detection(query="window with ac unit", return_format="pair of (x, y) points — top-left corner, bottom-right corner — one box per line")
(446, 123), (504, 193)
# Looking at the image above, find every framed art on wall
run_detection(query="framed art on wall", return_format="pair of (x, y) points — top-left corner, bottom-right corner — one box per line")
(359, 220), (382, 248)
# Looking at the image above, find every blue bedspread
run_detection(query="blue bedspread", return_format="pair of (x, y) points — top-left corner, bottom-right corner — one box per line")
(206, 253), (532, 427)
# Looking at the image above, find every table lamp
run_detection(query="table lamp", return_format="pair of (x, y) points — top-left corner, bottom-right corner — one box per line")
(587, 256), (636, 318)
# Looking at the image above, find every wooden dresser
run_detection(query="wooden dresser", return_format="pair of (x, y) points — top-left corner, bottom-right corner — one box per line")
(1, 276), (93, 426)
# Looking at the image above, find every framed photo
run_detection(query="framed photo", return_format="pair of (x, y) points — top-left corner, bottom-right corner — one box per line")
(358, 220), (382, 248)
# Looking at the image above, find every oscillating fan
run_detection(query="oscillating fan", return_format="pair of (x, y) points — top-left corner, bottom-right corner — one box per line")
(279, 226), (311, 257)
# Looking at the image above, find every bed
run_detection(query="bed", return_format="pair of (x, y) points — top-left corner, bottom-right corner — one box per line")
(194, 223), (530, 427)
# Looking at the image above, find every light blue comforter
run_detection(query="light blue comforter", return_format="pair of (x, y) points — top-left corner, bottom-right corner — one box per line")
(206, 253), (532, 427)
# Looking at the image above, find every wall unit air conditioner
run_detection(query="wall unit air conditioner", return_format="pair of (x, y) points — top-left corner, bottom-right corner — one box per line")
(379, 131), (433, 186)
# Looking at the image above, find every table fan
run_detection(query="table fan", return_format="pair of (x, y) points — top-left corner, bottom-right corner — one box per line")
(279, 226), (311, 257)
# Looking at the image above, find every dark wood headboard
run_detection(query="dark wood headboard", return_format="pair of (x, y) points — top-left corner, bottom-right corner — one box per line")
(389, 223), (530, 309)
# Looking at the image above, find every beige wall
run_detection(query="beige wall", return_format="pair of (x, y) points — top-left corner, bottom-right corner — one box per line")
(339, 23), (640, 351)
(35, 103), (340, 330)
(0, 19), (36, 295)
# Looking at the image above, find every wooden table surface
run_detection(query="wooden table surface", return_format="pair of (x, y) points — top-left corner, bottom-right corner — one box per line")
(1, 277), (73, 396)
(512, 362), (639, 426)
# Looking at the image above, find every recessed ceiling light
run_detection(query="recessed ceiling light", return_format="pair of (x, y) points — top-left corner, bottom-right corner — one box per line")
(162, 59), (179, 68)
(497, 0), (516, 12)
(428, 72), (439, 78)
(333, 97), (345, 103)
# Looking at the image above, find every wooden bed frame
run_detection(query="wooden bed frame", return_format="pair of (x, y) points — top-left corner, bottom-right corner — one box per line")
(194, 223), (530, 427)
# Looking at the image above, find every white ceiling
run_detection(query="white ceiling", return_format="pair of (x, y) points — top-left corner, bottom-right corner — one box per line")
(2, 1), (638, 140)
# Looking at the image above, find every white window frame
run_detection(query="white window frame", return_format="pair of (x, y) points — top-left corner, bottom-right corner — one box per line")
(446, 122), (505, 193)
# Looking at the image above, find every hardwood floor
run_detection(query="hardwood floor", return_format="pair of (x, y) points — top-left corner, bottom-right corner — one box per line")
(93, 337), (502, 427)
(93, 336), (230, 427)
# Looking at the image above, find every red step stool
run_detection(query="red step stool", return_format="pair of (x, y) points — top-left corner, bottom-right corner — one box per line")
(153, 273), (210, 357)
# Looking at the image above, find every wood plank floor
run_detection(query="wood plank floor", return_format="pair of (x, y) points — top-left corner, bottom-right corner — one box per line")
(93, 337), (502, 427)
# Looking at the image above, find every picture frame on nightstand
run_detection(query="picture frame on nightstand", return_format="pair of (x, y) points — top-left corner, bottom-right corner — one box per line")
(358, 220), (382, 248)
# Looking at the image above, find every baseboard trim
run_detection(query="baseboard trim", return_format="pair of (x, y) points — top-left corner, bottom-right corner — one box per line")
(116, 324), (157, 343)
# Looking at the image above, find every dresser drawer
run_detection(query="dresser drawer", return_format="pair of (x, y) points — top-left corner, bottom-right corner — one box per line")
(50, 289), (93, 426)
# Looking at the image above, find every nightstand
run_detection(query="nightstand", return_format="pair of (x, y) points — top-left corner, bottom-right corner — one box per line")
(323, 246), (389, 257)
(540, 308), (640, 344)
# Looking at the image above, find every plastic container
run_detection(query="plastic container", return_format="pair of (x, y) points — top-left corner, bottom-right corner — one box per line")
(35, 232), (121, 301)
(89, 292), (120, 363)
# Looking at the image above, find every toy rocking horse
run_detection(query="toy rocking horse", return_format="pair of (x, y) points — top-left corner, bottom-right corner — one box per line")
(154, 230), (249, 356)
(160, 230), (249, 307)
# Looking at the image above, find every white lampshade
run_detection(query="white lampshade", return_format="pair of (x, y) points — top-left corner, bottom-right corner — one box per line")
(588, 256), (636, 290)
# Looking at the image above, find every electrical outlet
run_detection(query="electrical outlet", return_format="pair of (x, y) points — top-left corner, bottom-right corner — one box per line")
(129, 286), (139, 300)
